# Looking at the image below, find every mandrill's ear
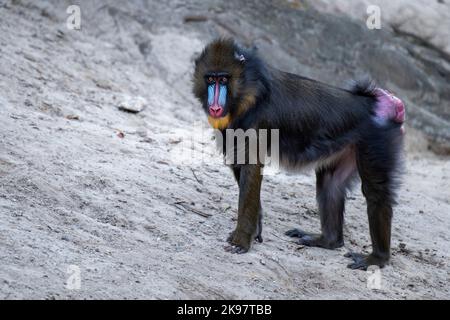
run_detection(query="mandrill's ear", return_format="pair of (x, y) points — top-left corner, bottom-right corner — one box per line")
(233, 42), (259, 64)
(234, 51), (246, 64)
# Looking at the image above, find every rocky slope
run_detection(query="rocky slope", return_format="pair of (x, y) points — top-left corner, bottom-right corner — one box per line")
(0, 0), (449, 299)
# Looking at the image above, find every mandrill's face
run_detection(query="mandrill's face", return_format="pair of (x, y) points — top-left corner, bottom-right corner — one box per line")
(203, 71), (231, 129)
(193, 39), (248, 130)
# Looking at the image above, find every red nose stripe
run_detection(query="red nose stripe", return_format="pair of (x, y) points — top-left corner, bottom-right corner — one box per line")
(209, 79), (223, 117)
(214, 79), (220, 107)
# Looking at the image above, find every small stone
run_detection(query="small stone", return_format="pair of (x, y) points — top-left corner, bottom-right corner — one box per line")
(66, 114), (79, 120)
(116, 130), (125, 139)
(23, 53), (37, 62)
(95, 79), (113, 90)
(118, 95), (147, 113)
(140, 137), (154, 143)
(56, 29), (65, 38)
(136, 128), (148, 137)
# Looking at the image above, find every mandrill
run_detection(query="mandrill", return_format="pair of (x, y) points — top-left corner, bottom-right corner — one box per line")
(192, 39), (405, 270)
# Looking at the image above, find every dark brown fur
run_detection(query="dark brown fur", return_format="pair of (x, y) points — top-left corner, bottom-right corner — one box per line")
(193, 39), (404, 270)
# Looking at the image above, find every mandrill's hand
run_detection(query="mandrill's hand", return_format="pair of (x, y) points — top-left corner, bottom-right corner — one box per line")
(225, 229), (253, 254)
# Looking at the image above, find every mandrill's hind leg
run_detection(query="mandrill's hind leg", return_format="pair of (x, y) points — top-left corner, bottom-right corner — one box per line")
(286, 148), (357, 249)
(345, 126), (402, 270)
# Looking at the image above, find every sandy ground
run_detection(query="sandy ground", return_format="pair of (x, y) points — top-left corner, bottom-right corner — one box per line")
(0, 1), (449, 299)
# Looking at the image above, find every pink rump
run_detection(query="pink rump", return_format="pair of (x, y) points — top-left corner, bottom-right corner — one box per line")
(374, 88), (405, 124)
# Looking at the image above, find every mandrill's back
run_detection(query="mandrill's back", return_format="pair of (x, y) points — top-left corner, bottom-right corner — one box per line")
(254, 68), (405, 166)
(266, 69), (374, 133)
(259, 69), (376, 164)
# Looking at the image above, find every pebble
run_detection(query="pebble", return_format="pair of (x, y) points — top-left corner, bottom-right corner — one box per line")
(118, 95), (147, 113)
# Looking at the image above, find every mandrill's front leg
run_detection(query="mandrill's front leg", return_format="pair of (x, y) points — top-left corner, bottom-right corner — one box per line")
(225, 165), (263, 254)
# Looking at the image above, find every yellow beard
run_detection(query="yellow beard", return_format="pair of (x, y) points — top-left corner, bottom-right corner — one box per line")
(208, 115), (231, 130)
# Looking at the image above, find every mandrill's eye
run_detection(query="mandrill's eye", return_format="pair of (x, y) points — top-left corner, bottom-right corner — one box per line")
(220, 77), (228, 84)
(206, 76), (215, 84)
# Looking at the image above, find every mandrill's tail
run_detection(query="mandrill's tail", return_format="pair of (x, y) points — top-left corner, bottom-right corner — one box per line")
(350, 79), (406, 133)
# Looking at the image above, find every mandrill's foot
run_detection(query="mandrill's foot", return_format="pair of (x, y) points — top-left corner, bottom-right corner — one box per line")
(225, 229), (261, 254)
(344, 252), (389, 270)
(225, 231), (250, 254)
(224, 244), (249, 254)
(254, 234), (263, 243)
(285, 228), (343, 249)
(227, 230), (263, 245)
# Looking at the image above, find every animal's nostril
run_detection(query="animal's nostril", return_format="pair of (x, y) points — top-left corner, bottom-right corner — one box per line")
(210, 106), (222, 114)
